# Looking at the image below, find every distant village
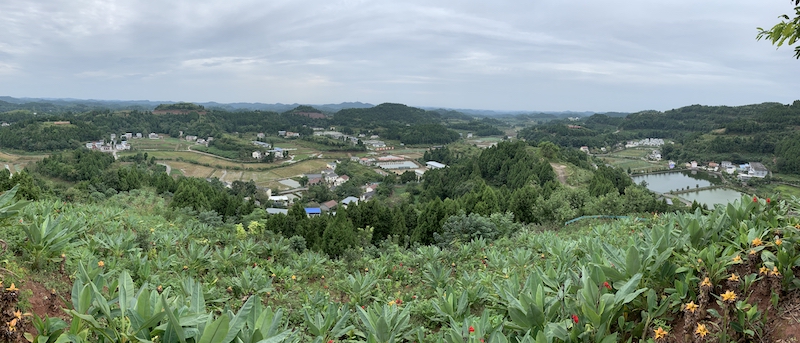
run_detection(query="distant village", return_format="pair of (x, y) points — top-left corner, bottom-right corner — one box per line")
(581, 137), (773, 181)
(265, 157), (448, 217)
(85, 128), (450, 217)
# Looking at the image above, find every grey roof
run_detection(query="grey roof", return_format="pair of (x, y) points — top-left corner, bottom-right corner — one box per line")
(749, 162), (769, 172)
(341, 196), (360, 204)
(266, 208), (289, 215)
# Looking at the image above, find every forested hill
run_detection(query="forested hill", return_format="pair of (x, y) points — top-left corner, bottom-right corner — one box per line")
(519, 100), (800, 175)
(619, 102), (792, 134)
(0, 106), (324, 151)
(332, 103), (471, 126)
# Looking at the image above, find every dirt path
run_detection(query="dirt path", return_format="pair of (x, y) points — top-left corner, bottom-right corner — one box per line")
(157, 162), (171, 175)
(550, 163), (568, 185)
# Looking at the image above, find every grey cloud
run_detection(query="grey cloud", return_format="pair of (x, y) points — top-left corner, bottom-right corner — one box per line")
(0, 0), (797, 111)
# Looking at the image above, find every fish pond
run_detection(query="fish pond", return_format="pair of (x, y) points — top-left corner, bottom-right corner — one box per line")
(633, 170), (745, 208)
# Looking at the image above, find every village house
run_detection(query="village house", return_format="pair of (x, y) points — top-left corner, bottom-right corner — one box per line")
(252, 151), (262, 159)
(322, 170), (339, 184)
(377, 161), (418, 170)
(363, 140), (386, 149)
(268, 195), (290, 207)
(257, 132), (265, 138)
(580, 146), (590, 154)
(748, 162), (770, 178)
(185, 135), (197, 142)
(148, 133), (159, 139)
(426, 161), (446, 169)
(334, 175), (350, 187)
(341, 196), (359, 208)
(304, 208), (321, 217)
(135, 133), (143, 139)
(320, 200), (338, 212)
(266, 208), (289, 215)
(360, 191), (375, 202)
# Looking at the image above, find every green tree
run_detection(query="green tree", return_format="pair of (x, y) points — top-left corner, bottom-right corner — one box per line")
(538, 141), (560, 159)
(757, 1), (800, 58)
(322, 212), (357, 258)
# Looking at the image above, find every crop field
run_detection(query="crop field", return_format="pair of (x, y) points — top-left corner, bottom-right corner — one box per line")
(128, 137), (192, 151)
(163, 161), (215, 178)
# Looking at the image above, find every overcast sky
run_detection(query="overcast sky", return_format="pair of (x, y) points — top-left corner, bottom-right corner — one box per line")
(1, 1), (798, 112)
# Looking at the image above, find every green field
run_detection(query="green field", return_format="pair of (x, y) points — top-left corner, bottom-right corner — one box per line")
(607, 148), (651, 159)
(772, 184), (800, 198)
(601, 157), (662, 172)
(127, 137), (192, 151)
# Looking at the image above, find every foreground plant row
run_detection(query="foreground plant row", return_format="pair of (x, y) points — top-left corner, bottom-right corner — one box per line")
(2, 189), (800, 342)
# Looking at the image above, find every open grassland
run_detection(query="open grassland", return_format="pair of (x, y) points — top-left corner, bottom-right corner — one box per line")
(0, 150), (47, 171)
(163, 161), (215, 178)
(128, 137), (192, 151)
(565, 164), (594, 187)
(601, 157), (663, 172)
(268, 159), (333, 178)
(608, 148), (651, 158)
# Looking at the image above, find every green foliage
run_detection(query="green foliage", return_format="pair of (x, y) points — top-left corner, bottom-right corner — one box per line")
(0, 119), (102, 151)
(434, 211), (501, 247)
(20, 212), (82, 271)
(321, 212), (358, 258)
(757, 1), (800, 59)
(155, 102), (206, 111)
(8, 191), (800, 343)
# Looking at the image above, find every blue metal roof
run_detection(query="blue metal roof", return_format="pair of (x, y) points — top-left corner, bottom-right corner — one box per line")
(304, 208), (321, 214)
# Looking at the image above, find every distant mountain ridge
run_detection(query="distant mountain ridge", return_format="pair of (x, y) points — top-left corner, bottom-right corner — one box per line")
(0, 96), (623, 116)
(0, 96), (376, 113)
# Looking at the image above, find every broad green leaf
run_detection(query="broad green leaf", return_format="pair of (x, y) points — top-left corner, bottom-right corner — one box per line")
(118, 271), (134, 316)
(198, 315), (230, 343)
(161, 296), (186, 343)
(222, 295), (256, 343)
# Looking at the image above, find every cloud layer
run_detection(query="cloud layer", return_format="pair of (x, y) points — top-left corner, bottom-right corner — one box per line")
(1, 0), (797, 111)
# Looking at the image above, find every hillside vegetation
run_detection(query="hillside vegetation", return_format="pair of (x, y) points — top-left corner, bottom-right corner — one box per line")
(1, 187), (800, 342)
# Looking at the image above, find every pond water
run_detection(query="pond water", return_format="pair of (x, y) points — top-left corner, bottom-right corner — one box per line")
(680, 188), (746, 209)
(632, 171), (745, 208)
(632, 171), (721, 193)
